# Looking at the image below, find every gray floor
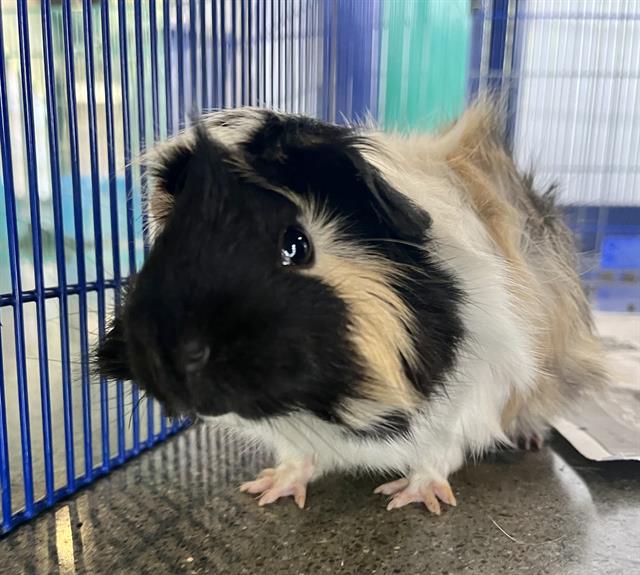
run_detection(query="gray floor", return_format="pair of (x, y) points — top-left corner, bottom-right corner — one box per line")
(1, 424), (638, 575)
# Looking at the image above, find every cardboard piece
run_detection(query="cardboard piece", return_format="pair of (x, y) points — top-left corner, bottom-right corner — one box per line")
(553, 312), (640, 462)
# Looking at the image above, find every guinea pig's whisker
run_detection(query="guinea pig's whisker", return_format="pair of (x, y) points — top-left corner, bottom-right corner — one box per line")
(262, 416), (307, 454)
(367, 237), (428, 251)
(25, 355), (85, 366)
(45, 310), (101, 324)
(289, 417), (351, 465)
(127, 393), (149, 429)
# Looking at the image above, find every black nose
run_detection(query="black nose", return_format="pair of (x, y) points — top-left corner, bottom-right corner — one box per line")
(182, 340), (211, 373)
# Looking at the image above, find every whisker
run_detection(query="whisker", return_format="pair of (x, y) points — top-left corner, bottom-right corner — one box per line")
(287, 415), (351, 466)
(128, 392), (149, 429)
(25, 355), (85, 366)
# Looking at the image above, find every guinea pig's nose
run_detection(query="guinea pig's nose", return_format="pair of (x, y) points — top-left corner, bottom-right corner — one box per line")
(181, 340), (211, 373)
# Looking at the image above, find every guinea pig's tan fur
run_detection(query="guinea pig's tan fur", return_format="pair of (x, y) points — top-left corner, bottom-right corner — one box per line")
(298, 203), (422, 419)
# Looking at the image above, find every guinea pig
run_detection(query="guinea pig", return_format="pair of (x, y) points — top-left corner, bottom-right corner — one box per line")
(94, 103), (607, 514)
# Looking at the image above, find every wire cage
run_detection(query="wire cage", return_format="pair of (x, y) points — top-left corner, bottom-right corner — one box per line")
(1, 0), (638, 535)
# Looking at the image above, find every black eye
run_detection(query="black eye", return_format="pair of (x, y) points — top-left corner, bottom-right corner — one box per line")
(280, 226), (313, 267)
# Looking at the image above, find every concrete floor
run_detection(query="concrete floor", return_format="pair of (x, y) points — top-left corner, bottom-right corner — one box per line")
(1, 424), (638, 575)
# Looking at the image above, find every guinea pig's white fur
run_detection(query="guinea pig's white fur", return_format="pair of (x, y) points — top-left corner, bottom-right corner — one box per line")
(152, 103), (607, 512)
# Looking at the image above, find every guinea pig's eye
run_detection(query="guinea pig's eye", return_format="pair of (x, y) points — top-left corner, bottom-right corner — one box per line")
(280, 225), (313, 267)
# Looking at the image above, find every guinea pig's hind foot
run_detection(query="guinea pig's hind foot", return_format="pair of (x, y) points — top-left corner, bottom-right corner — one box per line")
(374, 475), (457, 515)
(239, 459), (315, 509)
(508, 430), (544, 451)
(515, 433), (543, 451)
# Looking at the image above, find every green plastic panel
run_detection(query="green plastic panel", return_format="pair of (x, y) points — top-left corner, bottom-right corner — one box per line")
(380, 0), (471, 132)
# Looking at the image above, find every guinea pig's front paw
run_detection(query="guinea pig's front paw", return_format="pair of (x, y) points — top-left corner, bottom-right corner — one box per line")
(374, 475), (457, 515)
(239, 459), (315, 509)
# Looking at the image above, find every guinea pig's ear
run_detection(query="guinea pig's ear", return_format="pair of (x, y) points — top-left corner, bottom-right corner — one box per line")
(93, 317), (132, 382)
(148, 125), (234, 227)
(146, 139), (195, 228)
(150, 141), (194, 198)
(244, 115), (431, 244)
